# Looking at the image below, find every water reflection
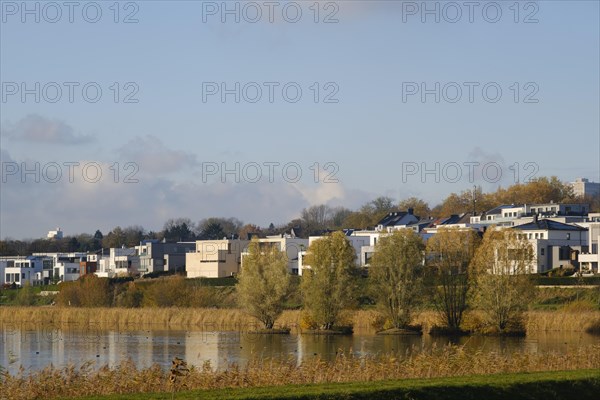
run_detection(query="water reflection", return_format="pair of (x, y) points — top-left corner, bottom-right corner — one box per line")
(1, 324), (598, 375)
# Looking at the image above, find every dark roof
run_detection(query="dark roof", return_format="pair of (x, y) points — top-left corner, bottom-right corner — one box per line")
(377, 210), (418, 227)
(436, 214), (465, 225)
(513, 219), (586, 231)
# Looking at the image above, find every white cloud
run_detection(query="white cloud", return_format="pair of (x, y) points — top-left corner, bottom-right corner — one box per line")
(2, 114), (94, 145)
(117, 135), (198, 175)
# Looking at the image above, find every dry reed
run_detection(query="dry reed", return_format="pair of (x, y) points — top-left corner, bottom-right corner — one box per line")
(1, 307), (598, 334)
(1, 344), (598, 400)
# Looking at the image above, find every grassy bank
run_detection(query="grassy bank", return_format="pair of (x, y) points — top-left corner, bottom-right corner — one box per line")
(1, 307), (599, 334)
(69, 369), (600, 400)
(1, 344), (599, 400)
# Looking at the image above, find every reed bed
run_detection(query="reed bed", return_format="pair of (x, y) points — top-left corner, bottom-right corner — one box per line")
(1, 307), (599, 334)
(1, 344), (599, 400)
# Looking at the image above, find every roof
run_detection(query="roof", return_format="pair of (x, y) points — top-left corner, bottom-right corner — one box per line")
(513, 219), (587, 231)
(377, 210), (418, 227)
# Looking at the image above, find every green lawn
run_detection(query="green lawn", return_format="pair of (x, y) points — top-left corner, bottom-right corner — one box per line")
(75, 369), (600, 400)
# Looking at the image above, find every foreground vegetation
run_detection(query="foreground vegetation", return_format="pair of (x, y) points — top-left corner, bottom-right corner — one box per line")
(1, 345), (598, 400)
(68, 370), (600, 400)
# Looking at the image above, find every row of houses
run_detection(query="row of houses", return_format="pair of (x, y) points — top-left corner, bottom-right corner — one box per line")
(2, 202), (599, 287)
(191, 205), (598, 277)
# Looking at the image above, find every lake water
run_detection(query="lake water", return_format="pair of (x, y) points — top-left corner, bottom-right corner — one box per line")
(2, 324), (598, 374)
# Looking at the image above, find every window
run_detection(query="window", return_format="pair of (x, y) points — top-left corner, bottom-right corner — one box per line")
(541, 248), (545, 256)
(566, 233), (570, 240)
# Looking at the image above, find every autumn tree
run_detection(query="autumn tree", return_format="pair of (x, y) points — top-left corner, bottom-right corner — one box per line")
(437, 186), (492, 217)
(301, 231), (358, 330)
(342, 197), (396, 229)
(79, 274), (111, 307)
(469, 228), (535, 333)
(426, 228), (480, 331)
(369, 229), (425, 329)
(238, 224), (262, 240)
(398, 197), (431, 219)
(236, 240), (292, 329)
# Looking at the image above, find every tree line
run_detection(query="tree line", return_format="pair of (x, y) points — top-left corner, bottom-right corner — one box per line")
(238, 227), (535, 335)
(1, 176), (595, 256)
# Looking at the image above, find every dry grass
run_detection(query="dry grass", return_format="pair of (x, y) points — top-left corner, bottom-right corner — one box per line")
(1, 344), (598, 400)
(1, 307), (599, 334)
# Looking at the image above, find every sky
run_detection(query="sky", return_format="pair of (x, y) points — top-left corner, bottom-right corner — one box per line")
(1, 0), (599, 239)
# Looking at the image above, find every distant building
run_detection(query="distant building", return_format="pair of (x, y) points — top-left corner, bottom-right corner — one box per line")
(33, 252), (86, 283)
(186, 239), (250, 278)
(578, 221), (599, 274)
(298, 232), (373, 275)
(1, 256), (47, 286)
(471, 203), (589, 228)
(135, 240), (196, 275)
(571, 178), (600, 198)
(513, 218), (588, 274)
(47, 228), (63, 240)
(80, 254), (98, 276)
(96, 247), (140, 278)
(241, 235), (308, 275)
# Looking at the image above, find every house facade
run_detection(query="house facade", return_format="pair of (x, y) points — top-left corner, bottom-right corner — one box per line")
(578, 222), (599, 274)
(1, 256), (47, 286)
(135, 240), (196, 275)
(513, 219), (588, 274)
(186, 239), (250, 278)
(96, 247), (140, 278)
(240, 235), (308, 275)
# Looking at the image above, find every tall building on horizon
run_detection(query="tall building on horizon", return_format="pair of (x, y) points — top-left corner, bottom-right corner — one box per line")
(570, 178), (600, 198)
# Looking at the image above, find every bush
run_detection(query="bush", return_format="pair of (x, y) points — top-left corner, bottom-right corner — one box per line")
(14, 283), (37, 306)
(56, 275), (111, 307)
(56, 282), (81, 306)
(115, 282), (144, 308)
(143, 276), (191, 307)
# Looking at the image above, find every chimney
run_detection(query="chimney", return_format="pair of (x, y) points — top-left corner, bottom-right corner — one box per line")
(408, 208), (414, 215)
(533, 213), (538, 224)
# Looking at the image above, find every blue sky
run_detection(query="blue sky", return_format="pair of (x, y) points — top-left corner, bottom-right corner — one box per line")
(1, 0), (599, 239)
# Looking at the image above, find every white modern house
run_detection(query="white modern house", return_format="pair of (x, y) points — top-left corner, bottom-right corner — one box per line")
(578, 222), (599, 274)
(240, 235), (308, 275)
(186, 239), (250, 278)
(96, 247), (140, 278)
(513, 218), (588, 274)
(1, 256), (46, 287)
(32, 252), (86, 283)
(471, 203), (589, 228)
(47, 228), (64, 239)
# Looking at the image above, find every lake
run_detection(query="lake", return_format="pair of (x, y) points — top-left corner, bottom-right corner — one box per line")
(2, 323), (598, 374)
